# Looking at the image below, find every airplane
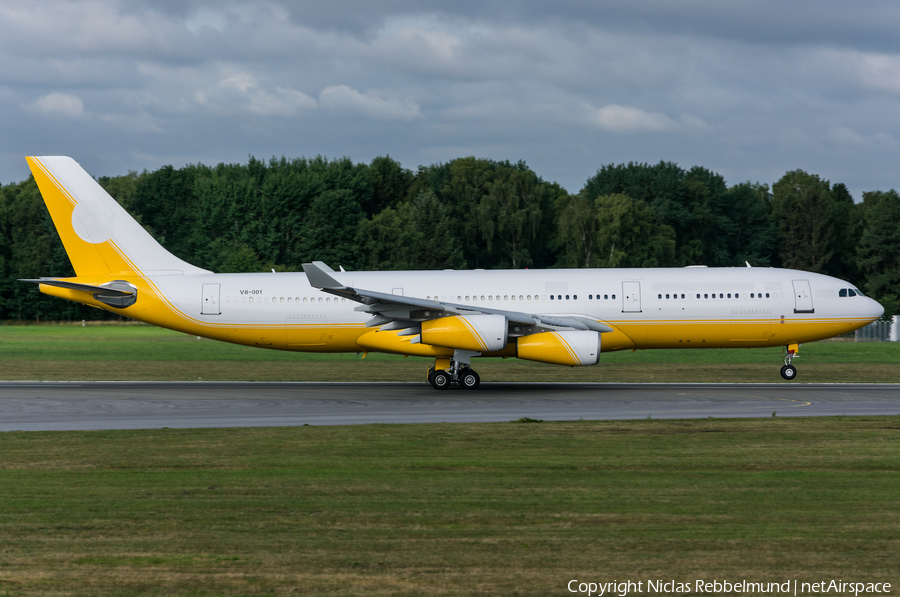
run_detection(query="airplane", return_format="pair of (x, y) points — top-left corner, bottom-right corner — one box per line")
(21, 156), (884, 389)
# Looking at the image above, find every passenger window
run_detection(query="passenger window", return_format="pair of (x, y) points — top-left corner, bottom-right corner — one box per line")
(704, 293), (708, 298)
(504, 295), (508, 301)
(658, 294), (662, 299)
(719, 294), (723, 298)
(696, 294), (700, 299)
(604, 294), (608, 300)
(766, 293), (770, 298)
(550, 295), (554, 300)
(573, 294), (577, 300)
(666, 294), (670, 299)
(558, 295), (562, 300)
(612, 294), (616, 299)
(566, 295), (570, 300)
(681, 294), (685, 299)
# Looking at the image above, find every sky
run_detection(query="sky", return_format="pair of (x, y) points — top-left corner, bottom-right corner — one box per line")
(2, 0), (900, 197)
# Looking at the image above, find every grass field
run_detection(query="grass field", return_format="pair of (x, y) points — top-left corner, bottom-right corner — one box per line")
(2, 324), (898, 595)
(1, 417), (898, 596)
(1, 322), (899, 383)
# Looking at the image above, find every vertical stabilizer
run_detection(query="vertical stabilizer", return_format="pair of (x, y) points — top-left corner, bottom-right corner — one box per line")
(27, 156), (209, 277)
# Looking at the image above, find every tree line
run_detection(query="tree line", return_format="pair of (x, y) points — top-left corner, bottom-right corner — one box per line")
(1, 156), (898, 321)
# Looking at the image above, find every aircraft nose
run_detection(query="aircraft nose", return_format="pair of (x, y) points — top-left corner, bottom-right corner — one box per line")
(868, 297), (885, 320)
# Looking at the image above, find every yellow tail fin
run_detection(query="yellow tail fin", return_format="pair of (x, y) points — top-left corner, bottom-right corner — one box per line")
(27, 156), (207, 277)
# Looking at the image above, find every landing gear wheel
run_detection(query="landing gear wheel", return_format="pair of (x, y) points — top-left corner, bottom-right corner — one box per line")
(429, 370), (452, 390)
(780, 364), (797, 380)
(459, 369), (480, 390)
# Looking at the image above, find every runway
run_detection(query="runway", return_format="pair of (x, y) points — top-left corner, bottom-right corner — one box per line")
(1, 381), (898, 431)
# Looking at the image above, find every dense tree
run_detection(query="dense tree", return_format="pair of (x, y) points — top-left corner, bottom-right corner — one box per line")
(829, 183), (864, 285)
(2, 154), (898, 322)
(356, 191), (464, 271)
(594, 194), (676, 268)
(582, 162), (734, 266)
(556, 194), (599, 268)
(475, 167), (546, 269)
(721, 182), (776, 266)
(368, 156), (414, 214)
(857, 190), (900, 317)
(770, 170), (837, 273)
(297, 189), (365, 269)
(129, 164), (202, 262)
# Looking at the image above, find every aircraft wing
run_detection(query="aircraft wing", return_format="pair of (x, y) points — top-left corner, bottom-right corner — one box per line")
(302, 262), (613, 334)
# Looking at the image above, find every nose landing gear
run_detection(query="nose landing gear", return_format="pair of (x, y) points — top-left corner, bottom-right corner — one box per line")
(780, 344), (799, 380)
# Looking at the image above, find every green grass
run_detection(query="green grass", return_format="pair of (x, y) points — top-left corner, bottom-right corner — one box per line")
(0, 418), (898, 595)
(1, 322), (899, 382)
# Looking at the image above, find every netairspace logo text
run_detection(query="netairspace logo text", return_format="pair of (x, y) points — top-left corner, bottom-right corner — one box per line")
(567, 579), (892, 596)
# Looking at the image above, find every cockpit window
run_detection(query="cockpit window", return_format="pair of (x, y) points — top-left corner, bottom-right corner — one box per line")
(839, 289), (847, 297)
(853, 288), (864, 297)
(848, 289), (857, 297)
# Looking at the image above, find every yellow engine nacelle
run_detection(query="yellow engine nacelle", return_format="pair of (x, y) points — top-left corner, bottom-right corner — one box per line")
(517, 330), (601, 366)
(421, 314), (508, 352)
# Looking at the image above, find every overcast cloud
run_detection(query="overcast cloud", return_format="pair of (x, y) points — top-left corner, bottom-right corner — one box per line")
(2, 0), (899, 196)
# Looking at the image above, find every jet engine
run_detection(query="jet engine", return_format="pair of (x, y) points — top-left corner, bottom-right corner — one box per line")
(517, 330), (600, 366)
(420, 314), (508, 352)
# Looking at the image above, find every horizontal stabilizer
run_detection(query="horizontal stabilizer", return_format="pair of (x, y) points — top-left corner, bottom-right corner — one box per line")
(19, 278), (134, 296)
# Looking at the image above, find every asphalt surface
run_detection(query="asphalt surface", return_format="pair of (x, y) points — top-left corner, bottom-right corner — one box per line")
(0, 381), (898, 431)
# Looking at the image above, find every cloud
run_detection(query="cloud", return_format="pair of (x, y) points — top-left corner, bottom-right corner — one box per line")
(25, 92), (85, 117)
(188, 72), (316, 117)
(587, 104), (679, 132)
(4, 0), (900, 197)
(826, 127), (894, 147)
(319, 85), (422, 121)
(858, 53), (900, 95)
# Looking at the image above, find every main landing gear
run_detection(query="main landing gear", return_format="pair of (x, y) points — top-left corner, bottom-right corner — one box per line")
(780, 344), (799, 380)
(428, 352), (481, 390)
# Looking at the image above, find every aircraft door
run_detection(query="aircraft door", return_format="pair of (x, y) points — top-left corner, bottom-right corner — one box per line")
(792, 280), (814, 313)
(201, 283), (221, 315)
(622, 281), (641, 313)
